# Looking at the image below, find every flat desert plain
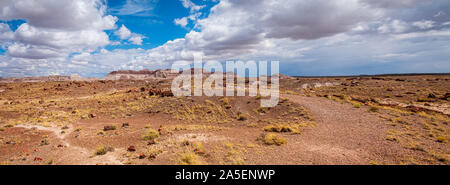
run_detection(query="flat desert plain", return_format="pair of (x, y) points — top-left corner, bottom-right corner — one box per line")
(0, 74), (448, 165)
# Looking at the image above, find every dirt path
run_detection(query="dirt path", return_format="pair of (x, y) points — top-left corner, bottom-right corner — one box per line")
(13, 124), (123, 165)
(275, 94), (406, 164)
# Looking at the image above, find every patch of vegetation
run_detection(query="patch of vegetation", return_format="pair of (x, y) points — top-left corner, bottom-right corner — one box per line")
(280, 98), (289, 103)
(353, 103), (361, 108)
(179, 152), (198, 165)
(386, 130), (399, 142)
(260, 133), (287, 146)
(369, 106), (379, 112)
(48, 157), (54, 165)
(417, 97), (431, 102)
(221, 98), (230, 105)
(436, 136), (447, 143)
(256, 106), (267, 114)
(147, 148), (163, 159)
(193, 142), (205, 154)
(165, 124), (226, 132)
(96, 131), (105, 135)
(94, 145), (114, 155)
(237, 113), (248, 121)
(263, 124), (300, 134)
(142, 128), (159, 141)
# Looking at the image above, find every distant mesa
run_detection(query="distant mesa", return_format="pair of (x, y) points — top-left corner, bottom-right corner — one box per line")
(104, 69), (179, 80)
(0, 75), (89, 83)
(0, 68), (289, 83)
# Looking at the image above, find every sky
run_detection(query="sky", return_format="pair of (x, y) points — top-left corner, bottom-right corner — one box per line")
(0, 0), (450, 77)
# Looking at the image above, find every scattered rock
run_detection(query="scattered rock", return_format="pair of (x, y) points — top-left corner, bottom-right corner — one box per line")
(88, 113), (96, 118)
(158, 125), (163, 135)
(147, 139), (156, 145)
(181, 140), (190, 146)
(61, 126), (69, 130)
(351, 96), (369, 104)
(406, 105), (423, 112)
(34, 157), (42, 161)
(122, 123), (129, 128)
(149, 89), (174, 97)
(139, 153), (146, 159)
(127, 146), (136, 152)
(194, 149), (207, 156)
(40, 139), (49, 146)
(148, 153), (157, 160)
(57, 144), (64, 148)
(103, 125), (116, 131)
(440, 93), (450, 100)
(428, 93), (436, 98)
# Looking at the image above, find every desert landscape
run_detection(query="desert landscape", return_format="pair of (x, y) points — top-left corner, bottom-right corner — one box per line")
(0, 70), (448, 165)
(1, 0), (449, 168)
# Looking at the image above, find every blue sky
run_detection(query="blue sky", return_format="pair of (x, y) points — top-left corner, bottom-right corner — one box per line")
(104, 0), (217, 50)
(0, 0), (450, 77)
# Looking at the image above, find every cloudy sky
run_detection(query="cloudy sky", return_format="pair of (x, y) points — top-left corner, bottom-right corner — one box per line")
(0, 0), (450, 77)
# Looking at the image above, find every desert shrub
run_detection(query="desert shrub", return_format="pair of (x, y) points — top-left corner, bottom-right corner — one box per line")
(142, 128), (159, 141)
(237, 113), (248, 121)
(221, 98), (230, 105)
(47, 157), (54, 165)
(369, 106), (379, 112)
(417, 98), (432, 102)
(261, 133), (287, 146)
(95, 145), (107, 155)
(147, 149), (163, 159)
(204, 99), (214, 105)
(437, 136), (447, 143)
(264, 124), (299, 134)
(179, 152), (198, 165)
(280, 98), (289, 103)
(256, 94), (261, 100)
(193, 142), (204, 152)
(353, 103), (361, 108)
(256, 107), (266, 113)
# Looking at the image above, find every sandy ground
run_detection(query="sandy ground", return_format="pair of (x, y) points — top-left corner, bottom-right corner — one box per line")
(262, 94), (411, 164)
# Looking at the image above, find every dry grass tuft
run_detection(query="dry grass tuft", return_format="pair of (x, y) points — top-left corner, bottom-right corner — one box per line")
(142, 128), (159, 141)
(263, 124), (300, 134)
(260, 133), (287, 146)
